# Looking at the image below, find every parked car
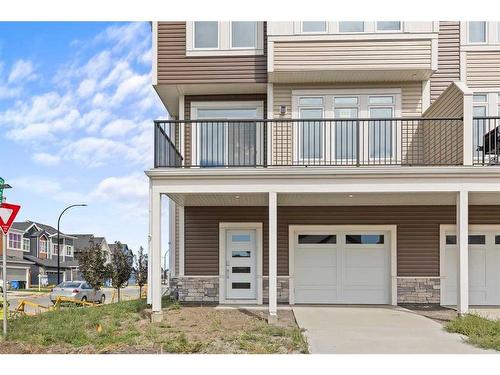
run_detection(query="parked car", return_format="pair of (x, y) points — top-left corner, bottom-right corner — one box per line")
(50, 281), (105, 304)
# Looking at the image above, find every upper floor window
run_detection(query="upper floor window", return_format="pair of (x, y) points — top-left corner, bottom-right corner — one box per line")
(39, 238), (48, 254)
(376, 22), (401, 32)
(8, 233), (22, 249)
(22, 238), (30, 252)
(188, 22), (263, 56)
(302, 22), (327, 33)
(231, 22), (257, 48)
(66, 245), (73, 257)
(194, 21), (219, 49)
(468, 22), (486, 43)
(339, 22), (364, 33)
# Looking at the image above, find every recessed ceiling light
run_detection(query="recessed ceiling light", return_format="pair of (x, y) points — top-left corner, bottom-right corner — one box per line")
(348, 194), (354, 198)
(235, 195), (240, 199)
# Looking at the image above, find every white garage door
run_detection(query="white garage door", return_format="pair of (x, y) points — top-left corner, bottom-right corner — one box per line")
(293, 228), (391, 304)
(442, 227), (500, 306)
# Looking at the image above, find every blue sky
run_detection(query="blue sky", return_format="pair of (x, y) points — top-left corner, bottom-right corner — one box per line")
(0, 22), (167, 253)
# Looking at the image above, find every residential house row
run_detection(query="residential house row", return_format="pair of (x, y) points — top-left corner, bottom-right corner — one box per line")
(147, 21), (500, 321)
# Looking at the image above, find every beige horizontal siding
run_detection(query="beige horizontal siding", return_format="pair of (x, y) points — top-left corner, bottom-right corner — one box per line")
(157, 22), (267, 84)
(273, 40), (433, 72)
(183, 205), (500, 277)
(466, 51), (500, 88)
(430, 22), (460, 103)
(423, 83), (464, 165)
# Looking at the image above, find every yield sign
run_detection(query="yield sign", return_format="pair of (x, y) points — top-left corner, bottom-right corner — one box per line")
(0, 202), (21, 234)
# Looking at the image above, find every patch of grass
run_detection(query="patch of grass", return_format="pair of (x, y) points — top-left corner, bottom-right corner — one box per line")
(445, 314), (500, 351)
(162, 333), (203, 353)
(7, 297), (175, 351)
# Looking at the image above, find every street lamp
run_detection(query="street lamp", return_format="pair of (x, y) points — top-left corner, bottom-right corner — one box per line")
(57, 204), (87, 285)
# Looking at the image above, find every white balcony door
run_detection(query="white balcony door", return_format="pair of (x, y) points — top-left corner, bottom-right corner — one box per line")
(191, 101), (263, 167)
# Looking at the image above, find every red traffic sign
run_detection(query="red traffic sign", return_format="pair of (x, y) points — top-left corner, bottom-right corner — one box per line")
(0, 202), (21, 234)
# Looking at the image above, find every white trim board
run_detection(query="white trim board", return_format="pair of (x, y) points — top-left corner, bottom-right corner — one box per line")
(218, 222), (263, 305)
(288, 224), (397, 306)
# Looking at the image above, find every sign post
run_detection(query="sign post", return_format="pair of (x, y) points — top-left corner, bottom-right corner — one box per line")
(0, 201), (21, 337)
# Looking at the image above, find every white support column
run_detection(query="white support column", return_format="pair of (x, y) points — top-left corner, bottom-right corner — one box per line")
(457, 190), (469, 315)
(178, 206), (185, 277)
(268, 191), (278, 321)
(151, 188), (163, 321)
(147, 183), (153, 305)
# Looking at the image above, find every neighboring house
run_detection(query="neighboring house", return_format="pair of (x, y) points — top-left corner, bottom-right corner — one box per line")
(71, 234), (112, 280)
(0, 227), (34, 288)
(7, 221), (77, 286)
(146, 21), (500, 320)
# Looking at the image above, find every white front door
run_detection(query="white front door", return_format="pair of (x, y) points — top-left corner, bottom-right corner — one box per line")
(294, 228), (391, 304)
(442, 227), (500, 306)
(225, 229), (257, 300)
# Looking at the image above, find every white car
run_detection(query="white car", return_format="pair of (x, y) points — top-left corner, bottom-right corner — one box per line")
(0, 279), (8, 293)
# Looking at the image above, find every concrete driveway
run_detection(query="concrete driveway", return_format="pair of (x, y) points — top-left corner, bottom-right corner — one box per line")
(293, 306), (493, 354)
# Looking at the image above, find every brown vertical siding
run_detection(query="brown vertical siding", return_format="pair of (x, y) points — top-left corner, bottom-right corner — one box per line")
(157, 22), (267, 84)
(183, 94), (267, 165)
(430, 22), (460, 103)
(183, 205), (500, 278)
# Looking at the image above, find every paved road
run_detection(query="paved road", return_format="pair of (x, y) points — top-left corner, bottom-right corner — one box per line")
(5, 286), (142, 314)
(293, 305), (494, 354)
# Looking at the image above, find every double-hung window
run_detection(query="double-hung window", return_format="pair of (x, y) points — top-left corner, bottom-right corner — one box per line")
(8, 233), (22, 249)
(39, 238), (48, 255)
(192, 102), (263, 167)
(190, 22), (262, 55)
(298, 97), (325, 161)
(23, 238), (30, 252)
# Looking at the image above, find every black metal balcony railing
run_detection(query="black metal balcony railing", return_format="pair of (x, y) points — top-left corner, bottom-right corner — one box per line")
(473, 117), (500, 165)
(154, 118), (464, 168)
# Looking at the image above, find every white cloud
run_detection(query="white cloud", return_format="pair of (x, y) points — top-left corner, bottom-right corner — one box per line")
(8, 59), (36, 83)
(101, 119), (136, 138)
(91, 173), (148, 202)
(77, 79), (96, 98)
(9, 176), (85, 203)
(32, 152), (61, 166)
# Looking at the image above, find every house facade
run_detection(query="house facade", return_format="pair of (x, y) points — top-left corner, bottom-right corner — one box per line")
(147, 21), (500, 320)
(6, 221), (77, 286)
(0, 226), (34, 288)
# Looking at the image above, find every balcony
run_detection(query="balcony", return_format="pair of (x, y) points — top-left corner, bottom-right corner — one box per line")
(473, 117), (500, 166)
(154, 117), (472, 168)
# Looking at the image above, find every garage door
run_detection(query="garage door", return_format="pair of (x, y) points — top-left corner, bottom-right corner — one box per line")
(442, 228), (500, 305)
(293, 228), (391, 304)
(0, 268), (27, 283)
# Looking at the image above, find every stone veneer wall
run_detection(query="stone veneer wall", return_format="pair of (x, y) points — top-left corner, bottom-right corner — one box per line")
(397, 277), (440, 304)
(170, 277), (219, 302)
(263, 277), (289, 303)
(170, 276), (290, 303)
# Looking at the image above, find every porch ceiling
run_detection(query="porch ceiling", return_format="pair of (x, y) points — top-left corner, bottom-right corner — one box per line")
(166, 192), (500, 207)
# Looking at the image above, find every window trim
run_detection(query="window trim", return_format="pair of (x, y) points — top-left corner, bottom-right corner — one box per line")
(186, 21), (264, 56)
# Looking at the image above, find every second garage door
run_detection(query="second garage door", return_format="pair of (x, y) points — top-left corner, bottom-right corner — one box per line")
(293, 227), (392, 304)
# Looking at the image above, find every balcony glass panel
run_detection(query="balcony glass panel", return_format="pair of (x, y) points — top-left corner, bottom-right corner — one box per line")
(299, 108), (323, 159)
(369, 107), (393, 159)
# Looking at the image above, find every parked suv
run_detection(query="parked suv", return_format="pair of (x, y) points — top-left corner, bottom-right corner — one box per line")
(50, 281), (105, 304)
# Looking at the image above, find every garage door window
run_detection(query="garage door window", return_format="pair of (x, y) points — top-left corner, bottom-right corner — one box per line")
(446, 235), (486, 245)
(496, 235), (500, 245)
(346, 234), (384, 244)
(298, 234), (336, 244)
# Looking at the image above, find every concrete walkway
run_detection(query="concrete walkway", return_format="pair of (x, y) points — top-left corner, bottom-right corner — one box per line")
(293, 306), (494, 354)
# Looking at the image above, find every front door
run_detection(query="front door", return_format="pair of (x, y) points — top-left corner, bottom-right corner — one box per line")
(225, 229), (257, 300)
